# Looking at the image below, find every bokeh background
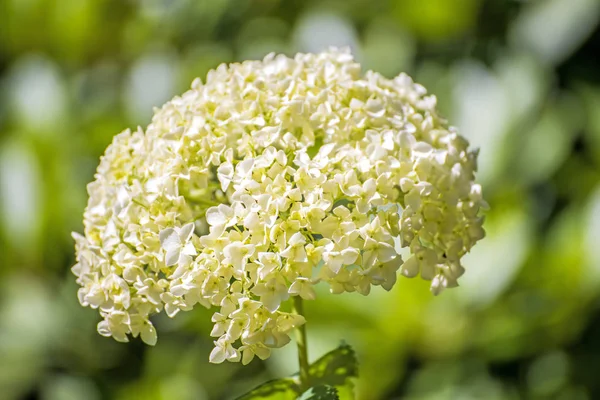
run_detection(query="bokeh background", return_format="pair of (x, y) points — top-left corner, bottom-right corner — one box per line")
(1, 0), (600, 399)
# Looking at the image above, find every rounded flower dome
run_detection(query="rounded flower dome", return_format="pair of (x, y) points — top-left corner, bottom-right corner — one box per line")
(72, 48), (486, 364)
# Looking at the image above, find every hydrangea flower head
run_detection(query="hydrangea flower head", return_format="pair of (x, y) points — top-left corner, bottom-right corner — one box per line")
(72, 48), (486, 364)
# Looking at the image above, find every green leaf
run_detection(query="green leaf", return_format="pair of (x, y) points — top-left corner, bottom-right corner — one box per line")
(298, 385), (340, 400)
(308, 342), (358, 388)
(236, 343), (358, 400)
(235, 377), (300, 400)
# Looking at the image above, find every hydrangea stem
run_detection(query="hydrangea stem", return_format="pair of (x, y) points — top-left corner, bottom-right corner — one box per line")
(292, 296), (310, 391)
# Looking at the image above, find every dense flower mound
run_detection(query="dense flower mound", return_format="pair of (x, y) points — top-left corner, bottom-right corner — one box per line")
(72, 48), (486, 364)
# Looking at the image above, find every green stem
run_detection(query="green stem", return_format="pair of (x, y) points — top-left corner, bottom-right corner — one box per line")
(292, 296), (310, 392)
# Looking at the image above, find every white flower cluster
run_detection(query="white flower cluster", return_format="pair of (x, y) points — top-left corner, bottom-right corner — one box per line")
(72, 48), (486, 363)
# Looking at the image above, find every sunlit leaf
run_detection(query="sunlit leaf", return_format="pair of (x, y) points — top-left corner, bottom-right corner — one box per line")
(237, 343), (358, 399)
(308, 342), (358, 399)
(235, 377), (299, 400)
(299, 385), (340, 400)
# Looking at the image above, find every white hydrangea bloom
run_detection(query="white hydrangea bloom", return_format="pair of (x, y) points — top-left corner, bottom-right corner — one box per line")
(72, 48), (486, 363)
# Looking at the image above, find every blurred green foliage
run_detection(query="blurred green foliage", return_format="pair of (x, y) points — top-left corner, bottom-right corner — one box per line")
(1, 0), (600, 399)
